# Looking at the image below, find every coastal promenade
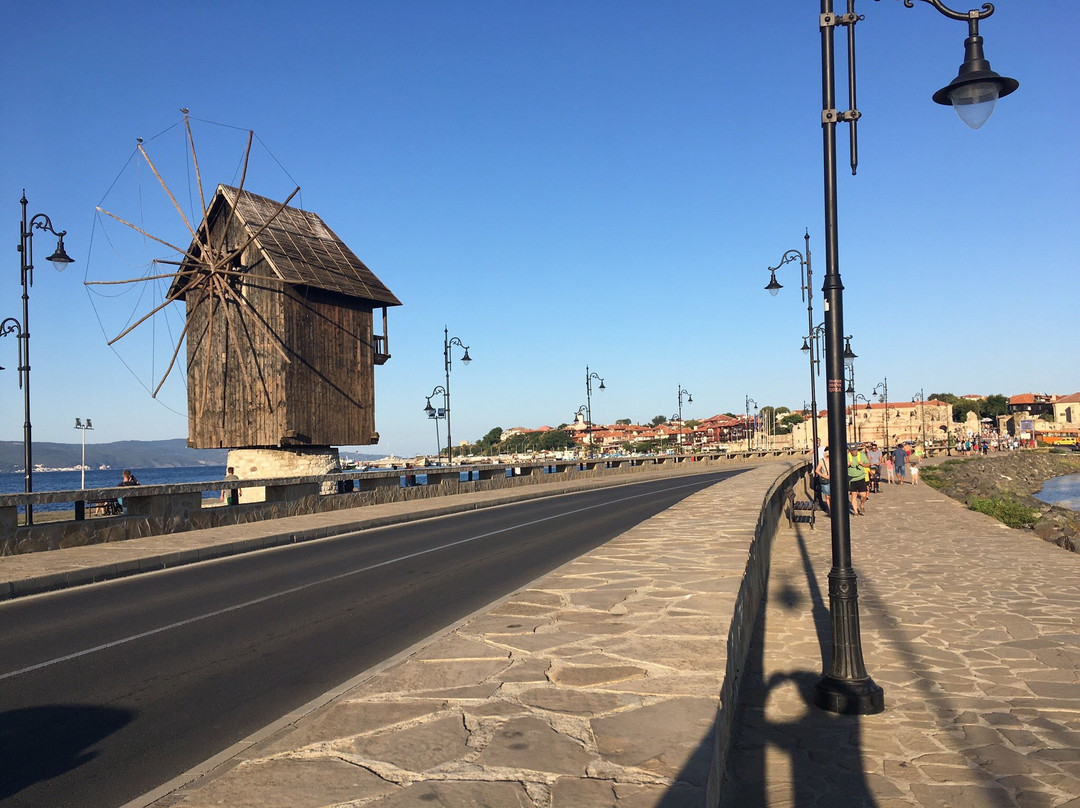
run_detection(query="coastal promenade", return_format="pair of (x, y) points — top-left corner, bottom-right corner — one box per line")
(5, 461), (1080, 806)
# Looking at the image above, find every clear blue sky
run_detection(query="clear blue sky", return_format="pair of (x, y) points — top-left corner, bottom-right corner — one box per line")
(2, 1), (1076, 459)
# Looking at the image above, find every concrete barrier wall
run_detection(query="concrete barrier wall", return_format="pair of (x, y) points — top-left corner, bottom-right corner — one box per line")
(1, 452), (806, 556)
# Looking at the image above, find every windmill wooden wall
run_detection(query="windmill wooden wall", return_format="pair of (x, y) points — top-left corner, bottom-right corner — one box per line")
(181, 186), (398, 450)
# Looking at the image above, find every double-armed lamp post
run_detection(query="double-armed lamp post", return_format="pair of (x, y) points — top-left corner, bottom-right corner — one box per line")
(440, 327), (470, 463)
(870, 379), (889, 447)
(585, 366), (604, 455)
(423, 385), (448, 460)
(744, 396), (757, 451)
(765, 230), (818, 457)
(10, 194), (75, 525)
(676, 385), (692, 451)
(814, 0), (1017, 715)
(913, 389), (927, 446)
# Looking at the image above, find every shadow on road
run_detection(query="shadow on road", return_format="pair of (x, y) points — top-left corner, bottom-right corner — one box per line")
(0, 704), (135, 801)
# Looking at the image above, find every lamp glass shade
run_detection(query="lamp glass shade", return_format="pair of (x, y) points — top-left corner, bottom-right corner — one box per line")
(460, 348), (471, 364)
(948, 82), (998, 129)
(47, 238), (75, 272)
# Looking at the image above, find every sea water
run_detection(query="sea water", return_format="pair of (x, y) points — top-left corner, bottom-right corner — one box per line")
(0, 467), (225, 512)
(1035, 473), (1080, 513)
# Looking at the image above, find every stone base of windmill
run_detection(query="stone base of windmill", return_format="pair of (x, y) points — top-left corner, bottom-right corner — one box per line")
(226, 447), (341, 503)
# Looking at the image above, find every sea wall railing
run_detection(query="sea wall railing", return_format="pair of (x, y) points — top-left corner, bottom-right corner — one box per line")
(0, 448), (803, 555)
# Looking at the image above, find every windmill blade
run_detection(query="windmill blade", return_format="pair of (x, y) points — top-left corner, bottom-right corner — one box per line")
(106, 270), (206, 345)
(151, 299), (199, 398)
(86, 270), (188, 286)
(220, 186), (300, 269)
(95, 207), (203, 264)
(217, 277), (293, 364)
(184, 111), (209, 229)
(195, 285), (221, 425)
(219, 130), (254, 242)
(216, 274), (271, 410)
(138, 141), (200, 241)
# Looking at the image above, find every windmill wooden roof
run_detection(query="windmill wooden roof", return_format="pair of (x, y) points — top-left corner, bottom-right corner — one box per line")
(172, 185), (401, 306)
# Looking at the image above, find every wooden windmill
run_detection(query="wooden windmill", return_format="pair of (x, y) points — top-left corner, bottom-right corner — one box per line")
(92, 115), (400, 452)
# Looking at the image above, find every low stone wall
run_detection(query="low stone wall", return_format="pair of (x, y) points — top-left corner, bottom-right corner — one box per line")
(0, 452), (805, 555)
(706, 459), (810, 804)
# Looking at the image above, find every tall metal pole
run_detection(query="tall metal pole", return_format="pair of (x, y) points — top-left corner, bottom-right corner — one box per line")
(442, 327), (470, 464)
(19, 197), (34, 524)
(443, 327), (452, 462)
(677, 385), (692, 452)
(585, 367), (604, 456)
(744, 396), (757, 451)
(766, 232), (818, 458)
(815, 0), (884, 715)
(802, 232), (819, 460)
(16, 194), (73, 525)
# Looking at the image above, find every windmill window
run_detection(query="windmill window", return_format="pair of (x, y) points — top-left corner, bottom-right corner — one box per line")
(227, 253), (246, 295)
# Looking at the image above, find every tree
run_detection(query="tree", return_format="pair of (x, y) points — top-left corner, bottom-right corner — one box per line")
(929, 392), (958, 405)
(615, 418), (631, 425)
(471, 426), (504, 455)
(981, 394), (1008, 419)
(649, 415), (667, 427)
(538, 429), (575, 451)
(951, 399), (981, 423)
(759, 406), (778, 435)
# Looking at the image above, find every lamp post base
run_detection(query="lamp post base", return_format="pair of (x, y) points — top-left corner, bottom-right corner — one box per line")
(815, 674), (885, 715)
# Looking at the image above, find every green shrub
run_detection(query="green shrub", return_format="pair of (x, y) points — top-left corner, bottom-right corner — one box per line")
(969, 496), (1039, 529)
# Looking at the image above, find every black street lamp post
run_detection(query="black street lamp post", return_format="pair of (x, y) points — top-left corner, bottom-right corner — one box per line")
(585, 367), (604, 456)
(74, 417), (93, 490)
(423, 385), (448, 460)
(744, 396), (758, 451)
(676, 385), (692, 451)
(913, 389), (927, 447)
(871, 379), (889, 448)
(765, 230), (818, 459)
(13, 193), (74, 525)
(803, 322), (826, 452)
(441, 327), (471, 463)
(815, 0), (1016, 715)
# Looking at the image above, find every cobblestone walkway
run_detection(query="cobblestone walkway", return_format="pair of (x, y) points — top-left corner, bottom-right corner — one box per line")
(722, 481), (1080, 807)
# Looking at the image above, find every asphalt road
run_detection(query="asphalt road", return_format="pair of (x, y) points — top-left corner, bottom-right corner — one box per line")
(0, 469), (740, 808)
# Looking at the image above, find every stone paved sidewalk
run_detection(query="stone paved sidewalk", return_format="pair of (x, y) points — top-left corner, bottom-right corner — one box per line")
(141, 462), (795, 808)
(722, 480), (1080, 807)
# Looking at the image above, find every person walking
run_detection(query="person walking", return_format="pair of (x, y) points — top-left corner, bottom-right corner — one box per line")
(866, 442), (883, 493)
(892, 443), (907, 484)
(847, 445), (869, 515)
(220, 466), (241, 505)
(815, 446), (832, 515)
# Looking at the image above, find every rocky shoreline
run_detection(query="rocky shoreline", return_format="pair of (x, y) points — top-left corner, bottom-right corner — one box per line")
(922, 450), (1080, 553)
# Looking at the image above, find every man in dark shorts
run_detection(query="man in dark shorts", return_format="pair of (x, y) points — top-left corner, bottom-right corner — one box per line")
(866, 442), (883, 493)
(848, 445), (869, 514)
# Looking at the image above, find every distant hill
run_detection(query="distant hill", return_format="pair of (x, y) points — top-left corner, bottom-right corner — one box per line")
(0, 439), (227, 472)
(0, 439), (386, 473)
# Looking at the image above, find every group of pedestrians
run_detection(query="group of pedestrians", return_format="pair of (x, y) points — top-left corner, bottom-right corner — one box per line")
(812, 438), (921, 517)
